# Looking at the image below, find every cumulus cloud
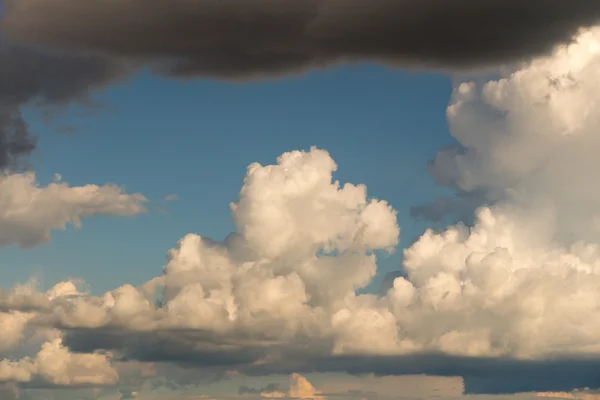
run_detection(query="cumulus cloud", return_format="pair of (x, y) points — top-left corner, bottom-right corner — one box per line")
(422, 27), (600, 231)
(2, 0), (600, 81)
(0, 281), (118, 398)
(0, 172), (147, 248)
(384, 26), (600, 360)
(0, 280), (91, 360)
(46, 148), (399, 356)
(0, 338), (118, 387)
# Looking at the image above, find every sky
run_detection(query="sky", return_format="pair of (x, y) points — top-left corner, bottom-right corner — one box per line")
(2, 1), (600, 400)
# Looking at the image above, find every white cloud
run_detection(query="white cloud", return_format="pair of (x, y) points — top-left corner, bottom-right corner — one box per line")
(0, 279), (89, 357)
(0, 337), (118, 386)
(0, 172), (147, 248)
(28, 148), (400, 354)
(384, 25), (600, 359)
(430, 28), (600, 243)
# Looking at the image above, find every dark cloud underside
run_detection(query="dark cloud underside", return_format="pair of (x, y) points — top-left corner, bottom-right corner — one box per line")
(0, 44), (130, 169)
(2, 0), (600, 80)
(61, 327), (600, 395)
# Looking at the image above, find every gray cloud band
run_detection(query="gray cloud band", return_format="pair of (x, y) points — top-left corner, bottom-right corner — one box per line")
(60, 327), (600, 395)
(3, 0), (600, 79)
(240, 354), (600, 395)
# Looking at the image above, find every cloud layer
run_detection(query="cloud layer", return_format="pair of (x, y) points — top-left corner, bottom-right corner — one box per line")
(2, 0), (600, 80)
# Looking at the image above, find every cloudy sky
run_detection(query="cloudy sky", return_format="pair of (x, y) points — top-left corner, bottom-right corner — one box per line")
(2, 1), (600, 399)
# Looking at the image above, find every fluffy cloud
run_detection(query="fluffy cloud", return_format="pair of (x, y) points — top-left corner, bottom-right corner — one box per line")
(0, 282), (118, 389)
(424, 27), (600, 235)
(0, 172), (146, 248)
(0, 338), (118, 387)
(389, 26), (600, 359)
(0, 280), (82, 357)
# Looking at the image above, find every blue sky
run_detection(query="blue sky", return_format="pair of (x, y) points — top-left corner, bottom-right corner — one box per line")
(7, 64), (453, 294)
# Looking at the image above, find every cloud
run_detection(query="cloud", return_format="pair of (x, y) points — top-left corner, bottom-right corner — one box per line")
(1, 125), (599, 394)
(0, 338), (118, 387)
(422, 27), (600, 231)
(0, 283), (118, 389)
(0, 282), (120, 397)
(287, 373), (324, 400)
(0, 172), (147, 248)
(36, 147), (400, 378)
(0, 43), (130, 170)
(260, 373), (325, 400)
(7, 23), (600, 399)
(1, 0), (600, 81)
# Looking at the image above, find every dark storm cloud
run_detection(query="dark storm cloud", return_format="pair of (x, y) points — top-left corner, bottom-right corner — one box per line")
(1, 0), (599, 167)
(2, 0), (600, 81)
(0, 43), (132, 170)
